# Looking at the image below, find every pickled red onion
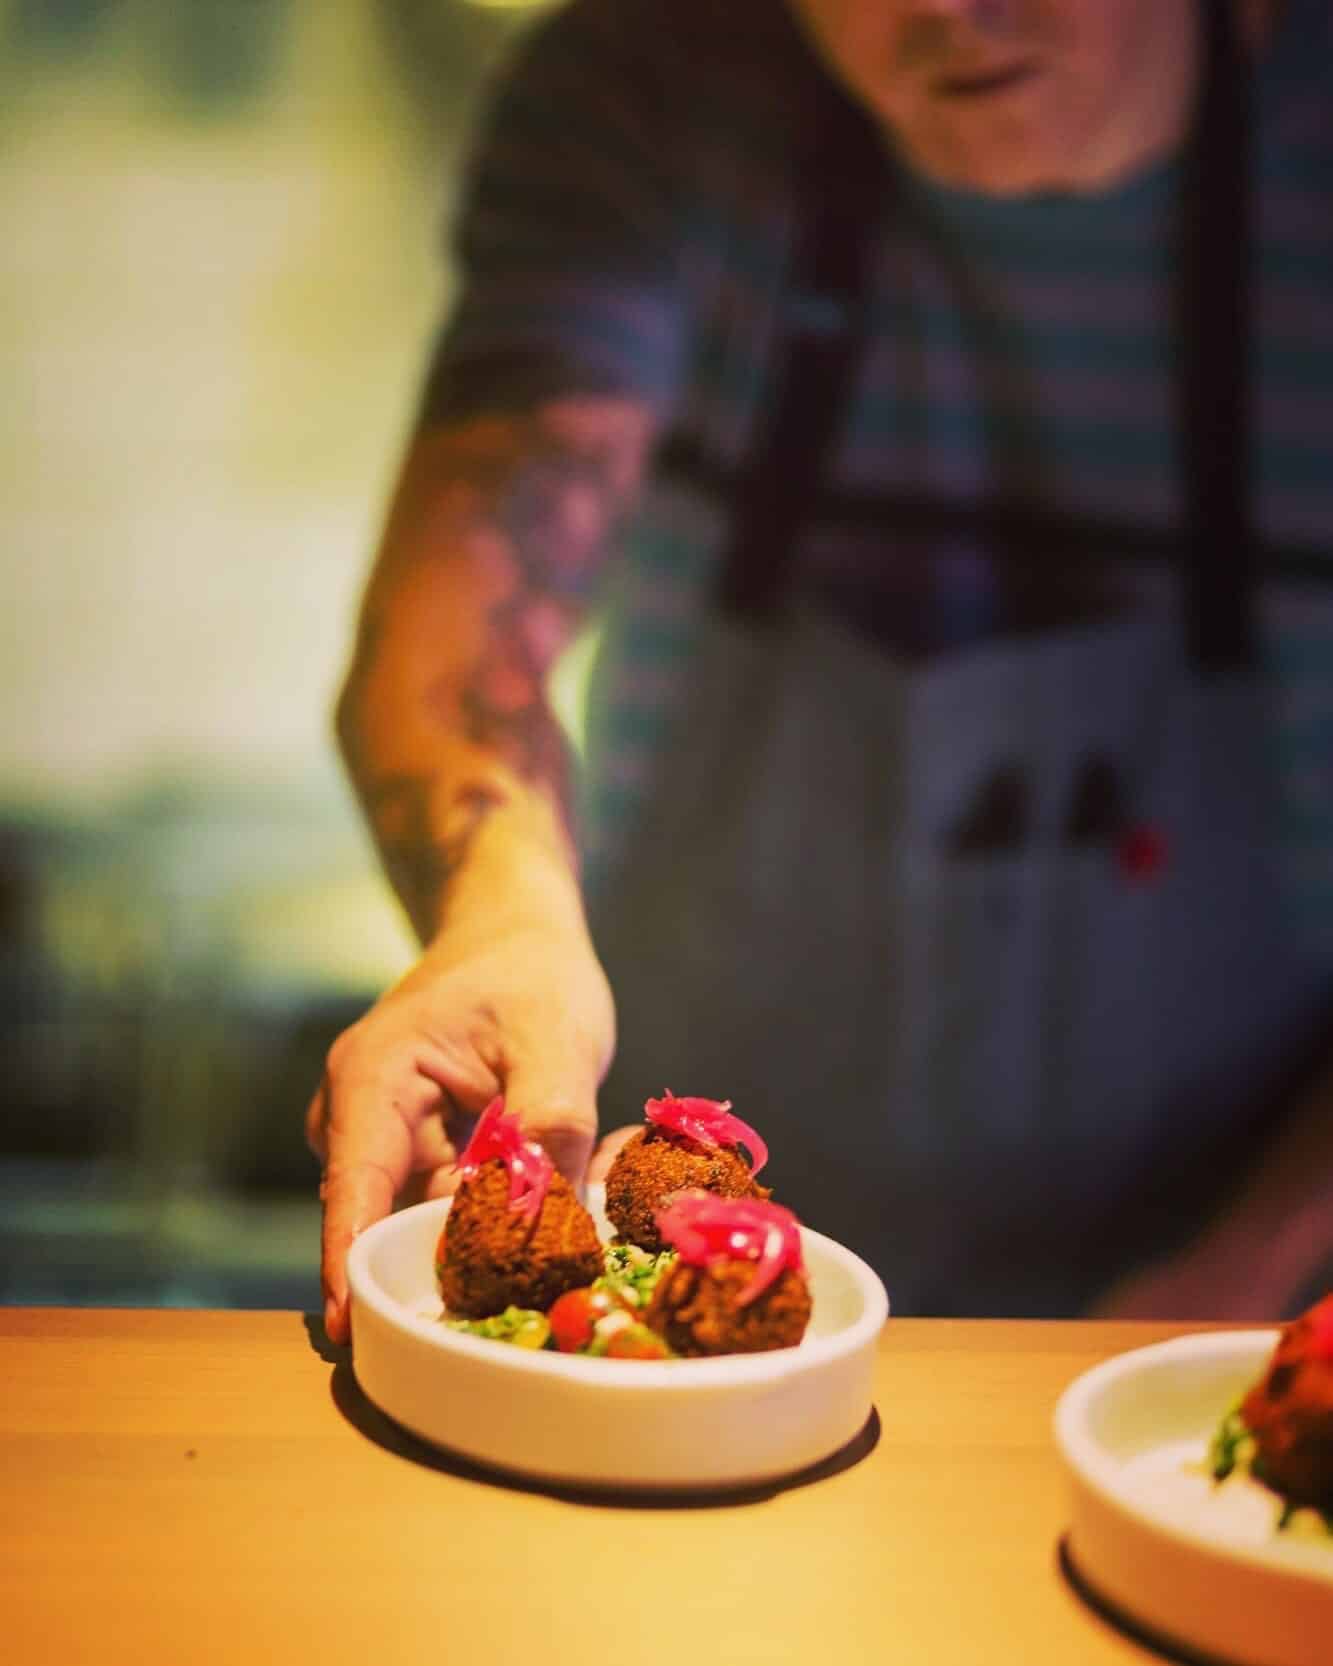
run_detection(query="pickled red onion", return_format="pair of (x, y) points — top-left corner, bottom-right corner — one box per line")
(644, 1092), (769, 1176)
(654, 1190), (803, 1306)
(455, 1096), (552, 1223)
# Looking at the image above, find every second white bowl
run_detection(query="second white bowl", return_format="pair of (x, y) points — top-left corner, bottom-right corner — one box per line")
(1055, 1330), (1333, 1666)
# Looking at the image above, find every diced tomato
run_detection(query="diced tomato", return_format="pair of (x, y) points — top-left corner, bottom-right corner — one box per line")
(605, 1324), (670, 1360)
(546, 1289), (590, 1353)
(547, 1286), (623, 1353)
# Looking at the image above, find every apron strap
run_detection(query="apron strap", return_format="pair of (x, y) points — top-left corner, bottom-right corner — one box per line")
(715, 0), (1257, 674)
(712, 71), (889, 619)
(1181, 0), (1256, 672)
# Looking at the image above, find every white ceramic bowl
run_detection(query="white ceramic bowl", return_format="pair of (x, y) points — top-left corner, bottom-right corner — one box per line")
(346, 1185), (889, 1491)
(1054, 1330), (1333, 1666)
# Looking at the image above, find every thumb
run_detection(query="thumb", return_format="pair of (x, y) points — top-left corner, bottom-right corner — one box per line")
(502, 1054), (599, 1189)
(586, 1122), (641, 1184)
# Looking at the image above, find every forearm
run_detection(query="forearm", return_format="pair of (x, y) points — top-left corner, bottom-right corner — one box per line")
(1096, 1028), (1333, 1318)
(1202, 1040), (1333, 1305)
(338, 397), (655, 945)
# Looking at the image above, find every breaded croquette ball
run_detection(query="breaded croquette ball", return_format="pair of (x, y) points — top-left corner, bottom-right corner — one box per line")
(605, 1129), (769, 1252)
(643, 1190), (812, 1356)
(439, 1160), (603, 1318)
(646, 1256), (812, 1357)
(436, 1096), (602, 1318)
(604, 1093), (771, 1252)
(1240, 1292), (1333, 1508)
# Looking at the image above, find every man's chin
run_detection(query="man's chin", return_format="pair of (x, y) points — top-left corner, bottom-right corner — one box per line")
(900, 136), (1075, 198)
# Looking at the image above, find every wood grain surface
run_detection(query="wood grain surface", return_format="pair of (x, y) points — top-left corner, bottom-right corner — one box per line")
(1, 1309), (1228, 1666)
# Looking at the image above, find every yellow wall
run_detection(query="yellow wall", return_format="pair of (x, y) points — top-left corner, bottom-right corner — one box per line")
(3, 0), (454, 808)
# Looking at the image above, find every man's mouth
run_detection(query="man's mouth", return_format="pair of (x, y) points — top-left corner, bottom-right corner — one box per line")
(933, 62), (1041, 99)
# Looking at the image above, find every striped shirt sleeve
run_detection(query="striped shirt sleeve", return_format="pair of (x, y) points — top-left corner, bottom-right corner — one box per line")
(417, 0), (688, 424)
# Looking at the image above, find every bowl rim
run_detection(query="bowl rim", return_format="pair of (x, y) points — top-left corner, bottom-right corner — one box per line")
(347, 1191), (890, 1391)
(1052, 1328), (1333, 1581)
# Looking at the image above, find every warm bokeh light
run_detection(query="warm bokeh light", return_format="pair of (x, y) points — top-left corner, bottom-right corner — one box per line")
(0, 0), (552, 1308)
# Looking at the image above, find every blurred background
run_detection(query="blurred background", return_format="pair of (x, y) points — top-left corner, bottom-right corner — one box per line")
(2, 0), (560, 1308)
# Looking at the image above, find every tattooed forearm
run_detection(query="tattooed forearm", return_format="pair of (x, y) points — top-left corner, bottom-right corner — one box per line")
(452, 406), (649, 782)
(361, 775), (505, 942)
(337, 395), (655, 936)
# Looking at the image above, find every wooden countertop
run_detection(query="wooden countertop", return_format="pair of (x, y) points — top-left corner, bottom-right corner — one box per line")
(2, 1308), (1225, 1665)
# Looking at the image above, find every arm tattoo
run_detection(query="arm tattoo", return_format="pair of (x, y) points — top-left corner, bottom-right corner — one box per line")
(461, 413), (642, 783)
(342, 398), (650, 931)
(362, 775), (506, 942)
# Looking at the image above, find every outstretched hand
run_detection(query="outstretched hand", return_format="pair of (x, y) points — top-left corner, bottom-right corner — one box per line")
(307, 923), (614, 1343)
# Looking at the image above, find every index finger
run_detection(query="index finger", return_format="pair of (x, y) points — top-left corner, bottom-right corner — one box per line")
(317, 1070), (422, 1344)
(502, 1055), (599, 1189)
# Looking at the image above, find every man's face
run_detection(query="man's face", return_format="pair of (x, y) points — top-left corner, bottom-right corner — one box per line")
(788, 0), (1197, 195)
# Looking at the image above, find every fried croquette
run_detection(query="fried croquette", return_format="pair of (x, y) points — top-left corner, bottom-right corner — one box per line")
(1240, 1293), (1333, 1509)
(645, 1257), (812, 1357)
(439, 1160), (603, 1319)
(604, 1127), (770, 1252)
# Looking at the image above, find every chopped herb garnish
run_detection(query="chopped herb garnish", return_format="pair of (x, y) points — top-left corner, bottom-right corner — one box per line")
(597, 1243), (676, 1310)
(445, 1306), (552, 1349)
(1208, 1403), (1250, 1482)
(1207, 1401), (1333, 1537)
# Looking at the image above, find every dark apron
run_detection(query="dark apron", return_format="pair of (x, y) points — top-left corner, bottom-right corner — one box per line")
(587, 1), (1329, 1314)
